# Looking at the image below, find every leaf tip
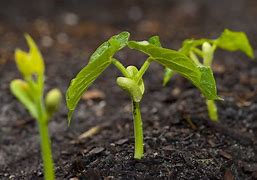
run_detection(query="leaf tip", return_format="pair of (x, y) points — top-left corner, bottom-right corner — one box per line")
(217, 96), (224, 101)
(68, 110), (74, 126)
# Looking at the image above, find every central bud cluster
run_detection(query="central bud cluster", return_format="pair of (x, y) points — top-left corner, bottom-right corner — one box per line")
(116, 66), (145, 102)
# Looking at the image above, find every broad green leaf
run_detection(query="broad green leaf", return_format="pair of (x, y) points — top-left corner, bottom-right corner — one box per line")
(128, 41), (219, 100)
(66, 32), (130, 122)
(147, 36), (176, 86)
(163, 40), (214, 87)
(215, 29), (254, 58)
(89, 32), (130, 63)
(163, 38), (205, 86)
(198, 66), (221, 100)
(15, 34), (45, 78)
(128, 41), (200, 84)
(10, 79), (38, 119)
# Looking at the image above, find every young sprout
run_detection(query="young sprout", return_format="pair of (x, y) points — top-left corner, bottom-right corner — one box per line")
(163, 29), (254, 121)
(66, 32), (219, 159)
(10, 34), (62, 180)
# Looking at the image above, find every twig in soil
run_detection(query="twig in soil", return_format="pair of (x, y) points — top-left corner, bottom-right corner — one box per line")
(78, 125), (101, 140)
(184, 115), (197, 130)
(69, 125), (102, 144)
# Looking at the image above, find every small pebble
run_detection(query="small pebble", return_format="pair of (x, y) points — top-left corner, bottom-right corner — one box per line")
(41, 36), (53, 48)
(57, 33), (69, 44)
(63, 12), (79, 26)
(115, 138), (128, 145)
(82, 89), (105, 101)
(69, 177), (78, 180)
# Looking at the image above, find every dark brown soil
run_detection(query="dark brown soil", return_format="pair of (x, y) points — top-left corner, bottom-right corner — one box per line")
(0, 0), (257, 179)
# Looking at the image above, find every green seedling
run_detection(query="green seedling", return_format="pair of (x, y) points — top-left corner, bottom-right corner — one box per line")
(10, 34), (62, 180)
(66, 32), (219, 159)
(163, 29), (254, 121)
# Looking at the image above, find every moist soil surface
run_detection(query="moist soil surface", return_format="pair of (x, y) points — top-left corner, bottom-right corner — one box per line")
(0, 0), (257, 179)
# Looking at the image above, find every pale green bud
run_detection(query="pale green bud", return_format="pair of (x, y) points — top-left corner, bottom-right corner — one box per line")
(202, 42), (212, 53)
(45, 88), (62, 116)
(116, 77), (143, 102)
(202, 42), (214, 66)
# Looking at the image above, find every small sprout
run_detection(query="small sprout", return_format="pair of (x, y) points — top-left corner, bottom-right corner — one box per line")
(10, 34), (60, 180)
(46, 88), (62, 118)
(163, 29), (254, 122)
(66, 32), (219, 159)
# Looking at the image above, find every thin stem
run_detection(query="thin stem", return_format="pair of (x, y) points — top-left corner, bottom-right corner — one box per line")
(112, 58), (130, 77)
(202, 43), (218, 122)
(206, 100), (218, 122)
(189, 51), (201, 66)
(135, 58), (152, 83)
(36, 97), (55, 180)
(39, 121), (55, 180)
(132, 100), (144, 159)
(192, 48), (203, 57)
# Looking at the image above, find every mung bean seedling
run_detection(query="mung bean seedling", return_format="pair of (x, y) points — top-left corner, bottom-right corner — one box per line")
(10, 34), (62, 180)
(66, 32), (220, 159)
(163, 29), (254, 121)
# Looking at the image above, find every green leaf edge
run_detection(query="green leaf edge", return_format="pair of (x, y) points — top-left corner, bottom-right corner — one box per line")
(66, 31), (130, 123)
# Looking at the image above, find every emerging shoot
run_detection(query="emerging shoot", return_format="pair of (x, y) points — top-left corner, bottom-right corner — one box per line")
(10, 34), (62, 180)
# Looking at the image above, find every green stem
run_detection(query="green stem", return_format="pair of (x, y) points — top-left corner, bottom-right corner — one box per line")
(189, 51), (201, 66)
(39, 122), (55, 180)
(202, 43), (218, 122)
(132, 100), (144, 159)
(37, 98), (55, 180)
(135, 58), (152, 83)
(112, 58), (130, 77)
(206, 100), (218, 122)
(192, 48), (203, 57)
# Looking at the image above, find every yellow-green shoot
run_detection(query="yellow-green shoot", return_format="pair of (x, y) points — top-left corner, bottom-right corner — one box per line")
(163, 29), (254, 122)
(10, 34), (62, 180)
(66, 32), (220, 159)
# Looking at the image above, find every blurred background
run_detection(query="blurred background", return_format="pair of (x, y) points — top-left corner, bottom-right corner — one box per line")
(0, 0), (257, 64)
(1, 0), (257, 87)
(0, 0), (257, 178)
